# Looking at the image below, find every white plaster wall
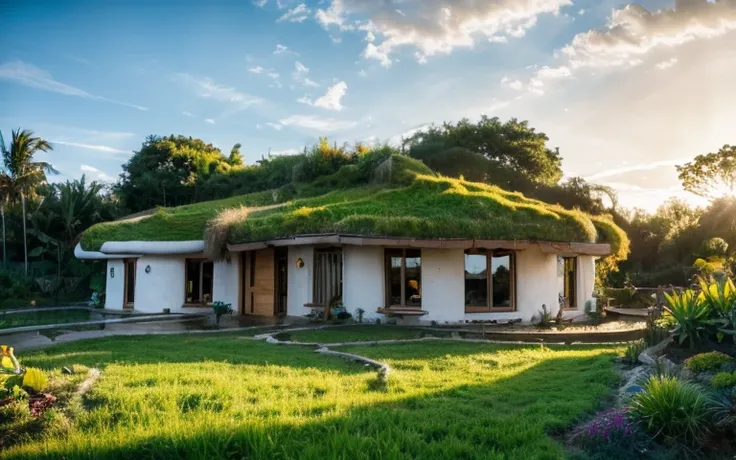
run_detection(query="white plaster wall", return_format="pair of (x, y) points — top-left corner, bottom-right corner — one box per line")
(213, 254), (241, 311)
(133, 256), (186, 313)
(342, 246), (384, 322)
(421, 249), (465, 323)
(105, 259), (125, 310)
(287, 246), (314, 317)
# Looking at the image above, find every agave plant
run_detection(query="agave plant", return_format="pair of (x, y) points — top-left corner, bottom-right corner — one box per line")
(663, 289), (711, 348)
(696, 275), (736, 344)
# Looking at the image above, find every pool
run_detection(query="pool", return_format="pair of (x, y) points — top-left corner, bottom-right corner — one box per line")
(0, 308), (126, 330)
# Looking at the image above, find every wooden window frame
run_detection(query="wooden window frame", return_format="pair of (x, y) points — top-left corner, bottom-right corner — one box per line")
(384, 248), (422, 309)
(560, 256), (578, 310)
(308, 248), (343, 308)
(123, 258), (136, 309)
(184, 258), (214, 307)
(464, 250), (516, 313)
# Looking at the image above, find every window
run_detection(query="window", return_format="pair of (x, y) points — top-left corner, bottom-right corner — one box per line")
(465, 250), (515, 312)
(313, 249), (343, 306)
(385, 249), (422, 308)
(185, 259), (214, 305)
(558, 256), (577, 309)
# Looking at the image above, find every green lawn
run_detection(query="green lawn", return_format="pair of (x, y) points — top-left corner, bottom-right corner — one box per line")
(284, 325), (432, 343)
(4, 333), (623, 459)
(0, 309), (92, 330)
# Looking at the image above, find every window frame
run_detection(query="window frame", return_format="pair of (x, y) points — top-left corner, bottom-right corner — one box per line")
(310, 247), (343, 307)
(184, 258), (214, 307)
(464, 250), (516, 313)
(559, 256), (578, 310)
(384, 248), (422, 309)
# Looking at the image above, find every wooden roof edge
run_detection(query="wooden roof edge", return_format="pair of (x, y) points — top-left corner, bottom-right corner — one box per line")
(226, 234), (611, 256)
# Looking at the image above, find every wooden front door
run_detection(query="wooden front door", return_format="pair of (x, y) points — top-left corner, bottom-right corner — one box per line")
(243, 248), (277, 316)
(123, 259), (136, 309)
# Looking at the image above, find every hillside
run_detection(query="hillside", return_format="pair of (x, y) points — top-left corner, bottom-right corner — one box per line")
(80, 155), (629, 262)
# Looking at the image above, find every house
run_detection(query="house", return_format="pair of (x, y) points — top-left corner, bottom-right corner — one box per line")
(75, 156), (628, 324)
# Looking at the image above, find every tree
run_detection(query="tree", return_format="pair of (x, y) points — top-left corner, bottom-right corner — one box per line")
(228, 143), (244, 167)
(403, 116), (563, 186)
(0, 172), (11, 268)
(0, 129), (55, 275)
(116, 135), (233, 212)
(677, 145), (736, 201)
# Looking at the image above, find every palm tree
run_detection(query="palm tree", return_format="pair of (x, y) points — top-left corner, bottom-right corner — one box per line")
(0, 172), (12, 269)
(0, 129), (55, 275)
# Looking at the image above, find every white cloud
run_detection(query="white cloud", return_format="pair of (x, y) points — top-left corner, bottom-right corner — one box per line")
(80, 164), (113, 181)
(526, 1), (736, 92)
(204, 118), (215, 124)
(292, 61), (319, 87)
(578, 9), (585, 16)
(175, 73), (261, 107)
(274, 44), (297, 55)
(656, 57), (679, 70)
(537, 65), (571, 79)
(0, 60), (148, 111)
(502, 78), (524, 91)
(252, 0), (268, 7)
(267, 71), (280, 79)
(270, 148), (300, 156)
(279, 114), (357, 132)
(278, 3), (310, 23)
(249, 66), (265, 74)
(51, 140), (129, 155)
(560, 1), (736, 71)
(315, 0), (571, 66)
(266, 122), (283, 131)
(585, 158), (691, 181)
(299, 81), (348, 110)
(182, 111), (194, 117)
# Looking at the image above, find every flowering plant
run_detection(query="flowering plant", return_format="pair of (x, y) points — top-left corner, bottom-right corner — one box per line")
(569, 408), (650, 458)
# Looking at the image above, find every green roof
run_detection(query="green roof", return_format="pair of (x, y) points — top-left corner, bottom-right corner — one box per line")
(80, 156), (629, 262)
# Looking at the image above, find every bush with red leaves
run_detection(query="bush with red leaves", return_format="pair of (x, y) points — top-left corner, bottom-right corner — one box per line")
(28, 393), (56, 418)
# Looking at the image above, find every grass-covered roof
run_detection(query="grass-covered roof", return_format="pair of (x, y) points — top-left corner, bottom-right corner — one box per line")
(80, 155), (629, 261)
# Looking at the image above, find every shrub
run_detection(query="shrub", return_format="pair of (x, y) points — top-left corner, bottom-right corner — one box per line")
(22, 368), (48, 393)
(663, 289), (712, 347)
(631, 375), (715, 445)
(712, 371), (736, 389)
(569, 408), (651, 459)
(623, 340), (646, 365)
(211, 301), (233, 327)
(536, 305), (553, 328)
(684, 351), (732, 373)
(0, 271), (33, 301)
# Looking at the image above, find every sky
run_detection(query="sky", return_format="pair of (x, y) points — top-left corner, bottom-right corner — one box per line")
(1, 0), (735, 212)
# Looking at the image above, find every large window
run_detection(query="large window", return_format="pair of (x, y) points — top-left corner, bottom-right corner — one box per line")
(465, 250), (515, 312)
(185, 259), (214, 305)
(313, 249), (343, 306)
(558, 256), (577, 309)
(385, 249), (422, 308)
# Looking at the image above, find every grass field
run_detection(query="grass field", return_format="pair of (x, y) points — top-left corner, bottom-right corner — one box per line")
(4, 332), (623, 459)
(284, 325), (432, 343)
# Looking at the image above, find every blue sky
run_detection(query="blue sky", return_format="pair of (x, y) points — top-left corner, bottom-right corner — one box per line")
(2, 0), (735, 211)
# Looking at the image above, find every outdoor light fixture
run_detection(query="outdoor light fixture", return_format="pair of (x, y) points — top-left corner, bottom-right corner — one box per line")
(145, 265), (152, 274)
(110, 267), (115, 278)
(296, 257), (305, 268)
